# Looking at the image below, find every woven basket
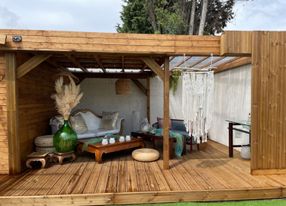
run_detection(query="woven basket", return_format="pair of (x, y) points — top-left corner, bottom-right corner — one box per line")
(115, 79), (131, 95)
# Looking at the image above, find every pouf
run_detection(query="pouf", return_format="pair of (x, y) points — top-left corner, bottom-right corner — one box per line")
(34, 135), (53, 147)
(132, 148), (160, 162)
(36, 146), (55, 153)
(34, 135), (55, 153)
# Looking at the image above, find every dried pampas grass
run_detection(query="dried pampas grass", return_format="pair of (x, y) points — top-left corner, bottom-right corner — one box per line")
(51, 76), (83, 120)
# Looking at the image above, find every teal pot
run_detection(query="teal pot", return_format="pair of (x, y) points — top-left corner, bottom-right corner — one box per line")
(53, 120), (77, 153)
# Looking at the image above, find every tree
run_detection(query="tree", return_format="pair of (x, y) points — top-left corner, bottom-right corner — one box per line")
(117, 0), (235, 35)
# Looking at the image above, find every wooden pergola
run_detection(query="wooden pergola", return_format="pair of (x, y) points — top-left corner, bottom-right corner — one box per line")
(0, 30), (285, 177)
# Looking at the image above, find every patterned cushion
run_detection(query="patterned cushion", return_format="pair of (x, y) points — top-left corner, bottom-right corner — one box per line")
(101, 111), (119, 129)
(70, 113), (88, 134)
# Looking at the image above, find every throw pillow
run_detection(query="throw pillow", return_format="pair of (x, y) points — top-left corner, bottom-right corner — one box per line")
(157, 117), (171, 128)
(80, 111), (101, 131)
(101, 111), (119, 129)
(70, 113), (88, 134)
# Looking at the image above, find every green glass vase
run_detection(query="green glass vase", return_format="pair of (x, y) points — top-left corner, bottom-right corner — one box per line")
(53, 120), (77, 153)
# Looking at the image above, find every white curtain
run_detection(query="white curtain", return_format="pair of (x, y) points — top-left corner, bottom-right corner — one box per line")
(182, 71), (214, 143)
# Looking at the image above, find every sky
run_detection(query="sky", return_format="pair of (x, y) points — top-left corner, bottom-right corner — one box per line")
(0, 0), (285, 32)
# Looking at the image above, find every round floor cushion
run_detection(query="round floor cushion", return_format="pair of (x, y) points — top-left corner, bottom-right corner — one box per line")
(36, 146), (55, 153)
(132, 148), (160, 162)
(34, 135), (54, 147)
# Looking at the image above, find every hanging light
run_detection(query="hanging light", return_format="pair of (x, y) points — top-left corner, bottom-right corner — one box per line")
(115, 79), (131, 95)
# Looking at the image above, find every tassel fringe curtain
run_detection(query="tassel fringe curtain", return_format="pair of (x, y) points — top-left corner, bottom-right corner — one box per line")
(182, 71), (214, 143)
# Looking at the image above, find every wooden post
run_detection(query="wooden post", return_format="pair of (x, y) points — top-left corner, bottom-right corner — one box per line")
(146, 77), (150, 122)
(6, 53), (20, 174)
(163, 57), (170, 170)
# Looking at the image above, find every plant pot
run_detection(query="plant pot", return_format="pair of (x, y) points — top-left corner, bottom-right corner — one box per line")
(53, 120), (77, 153)
(240, 146), (251, 160)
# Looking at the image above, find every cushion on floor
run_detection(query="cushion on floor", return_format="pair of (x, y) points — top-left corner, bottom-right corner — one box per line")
(34, 135), (54, 147)
(132, 148), (160, 162)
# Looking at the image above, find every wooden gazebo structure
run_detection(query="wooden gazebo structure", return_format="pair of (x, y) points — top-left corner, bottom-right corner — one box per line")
(0, 29), (285, 204)
(0, 30), (285, 175)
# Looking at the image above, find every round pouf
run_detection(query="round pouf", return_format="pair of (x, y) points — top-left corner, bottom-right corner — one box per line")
(34, 135), (55, 152)
(132, 148), (160, 162)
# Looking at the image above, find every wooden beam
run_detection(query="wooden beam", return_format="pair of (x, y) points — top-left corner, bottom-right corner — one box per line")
(214, 57), (249, 73)
(94, 55), (106, 73)
(146, 77), (150, 122)
(16, 54), (51, 78)
(161, 56), (175, 68)
(74, 72), (152, 79)
(131, 79), (147, 95)
(142, 57), (164, 80)
(221, 31), (252, 55)
(0, 30), (221, 55)
(198, 56), (225, 68)
(65, 54), (88, 72)
(0, 34), (6, 45)
(122, 56), (125, 72)
(6, 53), (20, 174)
(163, 57), (170, 170)
(188, 56), (209, 68)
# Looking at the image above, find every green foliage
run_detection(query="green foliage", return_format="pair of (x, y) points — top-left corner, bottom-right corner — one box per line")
(117, 0), (235, 35)
(169, 70), (182, 94)
(116, 0), (153, 33)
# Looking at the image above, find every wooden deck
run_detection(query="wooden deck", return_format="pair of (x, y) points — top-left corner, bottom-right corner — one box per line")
(0, 140), (286, 205)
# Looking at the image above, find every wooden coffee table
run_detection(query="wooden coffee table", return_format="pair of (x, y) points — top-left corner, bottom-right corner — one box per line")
(78, 137), (144, 163)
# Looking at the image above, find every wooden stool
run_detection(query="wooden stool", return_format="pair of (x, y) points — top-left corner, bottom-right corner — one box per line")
(26, 152), (50, 169)
(53, 151), (76, 164)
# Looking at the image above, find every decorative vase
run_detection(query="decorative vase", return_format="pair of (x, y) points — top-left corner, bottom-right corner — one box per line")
(53, 120), (77, 153)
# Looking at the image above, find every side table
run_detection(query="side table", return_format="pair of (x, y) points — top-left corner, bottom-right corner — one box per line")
(53, 151), (76, 164)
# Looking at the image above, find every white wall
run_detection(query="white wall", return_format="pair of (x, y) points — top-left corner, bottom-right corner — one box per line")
(209, 64), (251, 146)
(75, 78), (147, 135)
(150, 65), (251, 146)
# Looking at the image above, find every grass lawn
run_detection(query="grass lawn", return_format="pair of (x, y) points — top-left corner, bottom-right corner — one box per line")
(135, 199), (286, 206)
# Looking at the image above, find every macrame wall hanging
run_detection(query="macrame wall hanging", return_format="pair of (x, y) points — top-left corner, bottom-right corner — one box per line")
(182, 70), (214, 143)
(173, 54), (215, 143)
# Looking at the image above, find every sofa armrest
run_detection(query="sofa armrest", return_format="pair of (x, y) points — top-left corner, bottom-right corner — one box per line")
(116, 118), (125, 135)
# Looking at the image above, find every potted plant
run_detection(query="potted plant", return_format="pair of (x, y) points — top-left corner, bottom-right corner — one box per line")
(51, 76), (83, 153)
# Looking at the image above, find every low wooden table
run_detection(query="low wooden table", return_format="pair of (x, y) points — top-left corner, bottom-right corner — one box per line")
(26, 152), (51, 169)
(78, 137), (144, 163)
(53, 151), (76, 164)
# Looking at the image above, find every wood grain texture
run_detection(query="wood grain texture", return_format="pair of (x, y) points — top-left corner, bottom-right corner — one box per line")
(214, 57), (251, 73)
(5, 53), (20, 174)
(163, 57), (170, 169)
(0, 29), (220, 55)
(251, 31), (286, 173)
(221, 31), (252, 55)
(0, 141), (286, 205)
(0, 54), (8, 174)
(17, 55), (58, 172)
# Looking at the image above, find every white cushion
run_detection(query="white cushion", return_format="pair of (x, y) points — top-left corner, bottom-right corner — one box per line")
(79, 111), (101, 131)
(77, 130), (97, 139)
(94, 128), (120, 137)
(132, 148), (160, 162)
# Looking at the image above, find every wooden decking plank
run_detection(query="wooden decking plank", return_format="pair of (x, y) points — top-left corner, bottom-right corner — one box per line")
(106, 158), (120, 193)
(117, 156), (127, 192)
(180, 157), (226, 190)
(157, 159), (181, 191)
(170, 159), (204, 190)
(94, 160), (111, 193)
(23, 164), (63, 195)
(60, 160), (89, 194)
(148, 160), (170, 191)
(72, 159), (95, 194)
(3, 169), (44, 195)
(126, 155), (138, 192)
(83, 160), (103, 194)
(133, 159), (151, 191)
(143, 161), (160, 191)
(47, 160), (83, 195)
(36, 162), (71, 195)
